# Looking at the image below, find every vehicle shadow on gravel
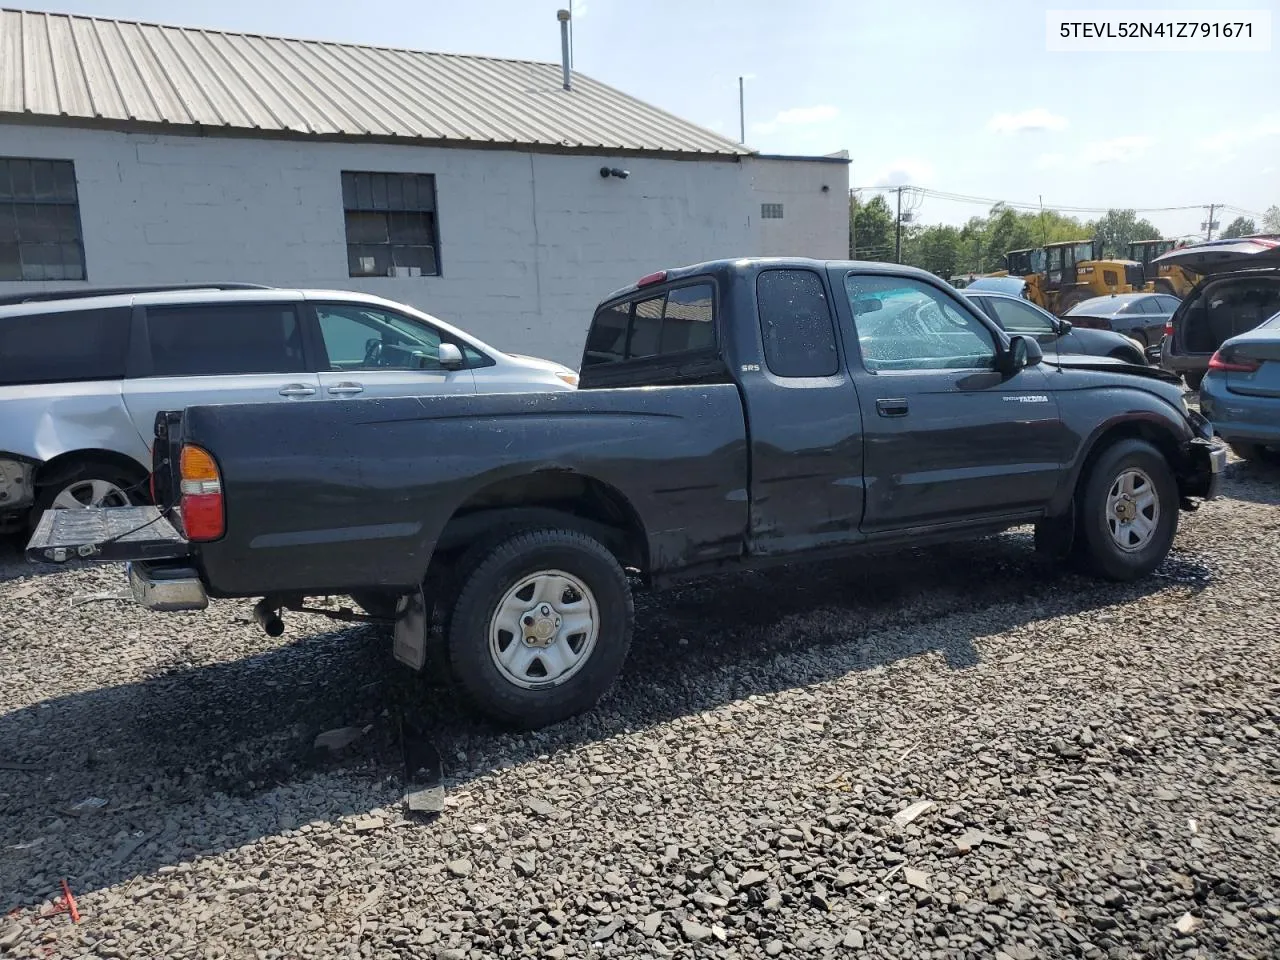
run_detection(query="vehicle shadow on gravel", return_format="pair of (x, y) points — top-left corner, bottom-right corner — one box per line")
(0, 533), (1214, 905)
(1217, 459), (1280, 505)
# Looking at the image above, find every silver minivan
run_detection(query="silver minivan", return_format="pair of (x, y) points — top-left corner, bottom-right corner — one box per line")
(0, 285), (579, 530)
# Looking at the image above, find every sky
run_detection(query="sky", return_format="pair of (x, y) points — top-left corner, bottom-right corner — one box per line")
(15, 0), (1280, 239)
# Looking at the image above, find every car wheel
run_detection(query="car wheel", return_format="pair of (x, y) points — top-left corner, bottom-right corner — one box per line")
(31, 460), (146, 530)
(446, 528), (633, 729)
(1075, 439), (1178, 582)
(1184, 370), (1205, 391)
(1228, 442), (1280, 465)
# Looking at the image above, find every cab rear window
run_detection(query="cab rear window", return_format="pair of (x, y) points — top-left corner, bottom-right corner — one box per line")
(0, 306), (130, 385)
(583, 282), (715, 366)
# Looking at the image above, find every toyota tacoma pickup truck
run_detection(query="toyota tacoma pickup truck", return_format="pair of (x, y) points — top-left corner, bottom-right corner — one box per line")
(28, 259), (1226, 729)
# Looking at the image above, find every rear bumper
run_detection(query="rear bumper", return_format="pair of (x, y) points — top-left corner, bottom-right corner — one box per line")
(1159, 342), (1208, 375)
(1198, 378), (1280, 447)
(128, 561), (209, 612)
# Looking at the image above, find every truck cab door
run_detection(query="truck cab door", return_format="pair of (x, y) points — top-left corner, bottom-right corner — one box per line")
(838, 272), (1064, 534)
(738, 267), (865, 557)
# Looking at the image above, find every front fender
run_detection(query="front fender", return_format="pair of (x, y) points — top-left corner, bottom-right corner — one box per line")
(1048, 387), (1198, 515)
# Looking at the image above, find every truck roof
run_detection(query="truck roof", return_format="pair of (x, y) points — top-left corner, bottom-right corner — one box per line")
(599, 257), (945, 304)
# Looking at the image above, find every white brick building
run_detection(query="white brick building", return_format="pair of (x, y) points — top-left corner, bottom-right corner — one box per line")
(0, 10), (849, 365)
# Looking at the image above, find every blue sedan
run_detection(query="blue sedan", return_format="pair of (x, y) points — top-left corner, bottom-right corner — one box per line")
(1199, 309), (1280, 462)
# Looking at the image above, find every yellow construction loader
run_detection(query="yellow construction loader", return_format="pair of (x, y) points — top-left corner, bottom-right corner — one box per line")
(1002, 240), (1149, 315)
(1128, 239), (1195, 298)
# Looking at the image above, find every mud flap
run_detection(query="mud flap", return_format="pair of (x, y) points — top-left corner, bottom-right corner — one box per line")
(392, 586), (429, 671)
(1034, 500), (1076, 561)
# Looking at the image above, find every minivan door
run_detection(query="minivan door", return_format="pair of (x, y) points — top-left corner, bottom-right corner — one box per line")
(122, 300), (321, 450)
(308, 303), (476, 399)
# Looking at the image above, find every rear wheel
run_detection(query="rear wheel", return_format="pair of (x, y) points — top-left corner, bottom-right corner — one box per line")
(1056, 290), (1090, 316)
(1184, 370), (1205, 391)
(31, 459), (146, 530)
(446, 528), (633, 728)
(1075, 439), (1178, 582)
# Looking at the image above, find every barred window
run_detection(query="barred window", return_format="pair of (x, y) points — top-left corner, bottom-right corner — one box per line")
(0, 158), (86, 281)
(342, 171), (440, 278)
(761, 203), (784, 219)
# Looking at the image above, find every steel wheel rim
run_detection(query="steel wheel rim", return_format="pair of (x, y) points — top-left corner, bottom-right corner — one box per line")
(1105, 467), (1159, 552)
(51, 478), (130, 510)
(488, 569), (599, 689)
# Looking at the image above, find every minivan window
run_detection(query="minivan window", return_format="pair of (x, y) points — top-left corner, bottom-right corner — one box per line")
(146, 303), (307, 377)
(0, 307), (130, 385)
(756, 269), (838, 377)
(316, 305), (444, 370)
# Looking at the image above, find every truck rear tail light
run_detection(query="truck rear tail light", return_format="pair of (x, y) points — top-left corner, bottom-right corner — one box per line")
(1164, 320), (1173, 338)
(179, 444), (224, 541)
(636, 270), (667, 287)
(1208, 350), (1261, 374)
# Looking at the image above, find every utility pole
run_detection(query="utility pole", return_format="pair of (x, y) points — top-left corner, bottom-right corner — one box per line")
(894, 186), (904, 263)
(738, 77), (745, 143)
(848, 189), (856, 258)
(1204, 203), (1217, 241)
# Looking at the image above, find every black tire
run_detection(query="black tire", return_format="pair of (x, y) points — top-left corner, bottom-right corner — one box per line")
(1075, 439), (1178, 582)
(31, 459), (146, 530)
(1184, 370), (1205, 391)
(1229, 441), (1280, 465)
(446, 528), (633, 729)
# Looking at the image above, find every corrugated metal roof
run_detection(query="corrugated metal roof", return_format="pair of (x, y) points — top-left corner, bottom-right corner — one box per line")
(0, 8), (750, 157)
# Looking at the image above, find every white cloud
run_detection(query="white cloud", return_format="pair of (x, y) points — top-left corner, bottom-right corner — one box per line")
(1080, 135), (1152, 165)
(751, 104), (839, 136)
(986, 107), (1069, 134)
(1195, 114), (1280, 161)
(871, 158), (936, 187)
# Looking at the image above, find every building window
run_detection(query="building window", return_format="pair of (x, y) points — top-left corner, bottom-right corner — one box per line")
(342, 171), (440, 278)
(0, 158), (86, 281)
(761, 203), (784, 219)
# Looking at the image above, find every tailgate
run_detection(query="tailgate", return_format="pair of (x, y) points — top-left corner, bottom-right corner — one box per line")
(26, 505), (190, 563)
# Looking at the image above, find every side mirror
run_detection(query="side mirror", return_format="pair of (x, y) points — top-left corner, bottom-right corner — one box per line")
(437, 342), (465, 371)
(1056, 318), (1073, 334)
(1001, 334), (1043, 374)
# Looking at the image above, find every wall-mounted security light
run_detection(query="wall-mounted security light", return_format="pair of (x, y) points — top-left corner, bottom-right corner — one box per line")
(600, 167), (630, 179)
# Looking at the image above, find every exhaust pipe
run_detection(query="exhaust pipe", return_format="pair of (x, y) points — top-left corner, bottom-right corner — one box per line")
(557, 9), (571, 91)
(253, 598), (284, 637)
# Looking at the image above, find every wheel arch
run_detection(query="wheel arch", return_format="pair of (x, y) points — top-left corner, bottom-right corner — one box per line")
(427, 469), (650, 577)
(32, 448), (150, 492)
(1051, 413), (1191, 515)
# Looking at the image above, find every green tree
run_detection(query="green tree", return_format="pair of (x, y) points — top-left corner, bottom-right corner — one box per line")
(901, 224), (960, 278)
(1221, 216), (1256, 239)
(849, 193), (895, 261)
(1087, 209), (1161, 258)
(1263, 205), (1280, 233)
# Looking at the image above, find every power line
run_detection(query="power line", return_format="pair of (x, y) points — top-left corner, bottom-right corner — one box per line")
(862, 184), (1221, 216)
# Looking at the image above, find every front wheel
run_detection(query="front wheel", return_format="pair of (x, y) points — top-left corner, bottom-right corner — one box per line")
(1075, 439), (1178, 582)
(446, 528), (633, 728)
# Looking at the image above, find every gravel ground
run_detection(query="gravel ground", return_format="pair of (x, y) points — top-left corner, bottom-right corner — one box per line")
(2, 461), (1278, 959)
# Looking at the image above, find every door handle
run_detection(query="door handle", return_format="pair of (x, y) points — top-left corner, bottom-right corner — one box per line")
(876, 398), (909, 417)
(327, 382), (364, 396)
(278, 384), (317, 397)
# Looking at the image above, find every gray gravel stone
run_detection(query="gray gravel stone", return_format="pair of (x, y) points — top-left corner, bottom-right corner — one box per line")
(2, 466), (1278, 959)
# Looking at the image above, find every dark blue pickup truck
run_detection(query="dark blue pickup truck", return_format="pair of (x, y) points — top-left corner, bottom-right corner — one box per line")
(29, 259), (1225, 728)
